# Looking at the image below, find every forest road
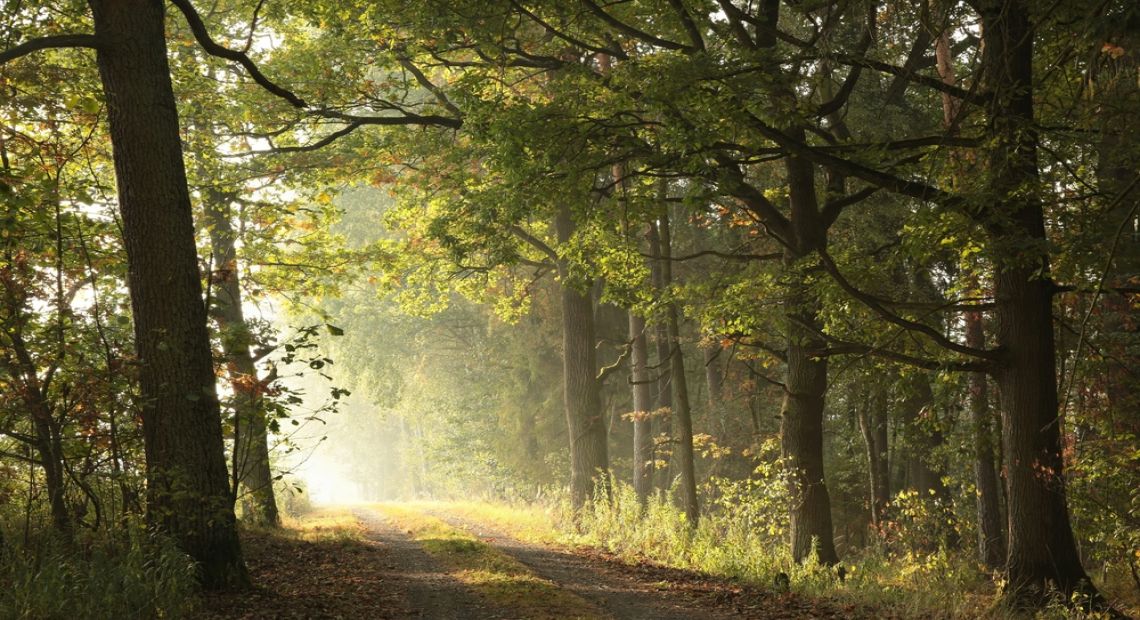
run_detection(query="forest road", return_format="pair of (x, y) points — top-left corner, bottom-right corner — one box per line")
(416, 508), (746, 620)
(352, 508), (505, 620)
(199, 504), (878, 619)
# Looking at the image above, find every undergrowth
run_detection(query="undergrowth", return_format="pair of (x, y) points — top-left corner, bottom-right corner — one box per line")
(432, 483), (1137, 619)
(0, 521), (198, 619)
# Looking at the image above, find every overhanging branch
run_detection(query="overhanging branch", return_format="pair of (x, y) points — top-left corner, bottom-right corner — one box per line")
(171, 0), (462, 130)
(0, 34), (102, 65)
(815, 248), (1001, 362)
(170, 0), (308, 108)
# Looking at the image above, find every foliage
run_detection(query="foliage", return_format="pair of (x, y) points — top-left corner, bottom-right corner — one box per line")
(0, 524), (198, 619)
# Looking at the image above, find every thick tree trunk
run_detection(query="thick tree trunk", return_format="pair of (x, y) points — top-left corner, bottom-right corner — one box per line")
(554, 208), (609, 511)
(782, 149), (838, 565)
(994, 268), (1091, 600)
(88, 0), (246, 589)
(204, 195), (279, 528)
(856, 383), (889, 529)
(979, 0), (1096, 604)
(628, 312), (655, 505)
(657, 211), (699, 526)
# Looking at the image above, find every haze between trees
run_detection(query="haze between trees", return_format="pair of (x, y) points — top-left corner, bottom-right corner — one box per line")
(0, 0), (1138, 617)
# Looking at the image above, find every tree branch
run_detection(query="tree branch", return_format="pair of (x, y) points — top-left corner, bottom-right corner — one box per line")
(819, 341), (994, 373)
(396, 56), (463, 119)
(230, 122), (363, 156)
(713, 155), (794, 246)
(508, 225), (559, 264)
(833, 52), (990, 107)
(815, 248), (1001, 361)
(742, 112), (960, 208)
(666, 0), (705, 51)
(597, 339), (633, 383)
(509, 0), (627, 59)
(170, 0), (308, 107)
(821, 186), (879, 228)
(580, 0), (692, 52)
(0, 34), (102, 65)
(172, 0), (461, 129)
(639, 249), (783, 262)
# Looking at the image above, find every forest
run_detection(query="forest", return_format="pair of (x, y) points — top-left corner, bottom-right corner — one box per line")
(0, 0), (1137, 618)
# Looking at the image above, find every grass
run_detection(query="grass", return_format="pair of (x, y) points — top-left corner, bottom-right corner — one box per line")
(371, 503), (603, 619)
(277, 506), (367, 542)
(0, 521), (199, 620)
(382, 491), (1139, 619)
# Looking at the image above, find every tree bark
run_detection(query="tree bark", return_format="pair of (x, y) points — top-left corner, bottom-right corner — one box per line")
(781, 146), (839, 565)
(628, 311), (655, 506)
(1094, 24), (1140, 424)
(648, 221), (674, 494)
(204, 193), (279, 528)
(934, 11), (1005, 568)
(857, 382), (889, 529)
(31, 398), (69, 537)
(966, 308), (1005, 568)
(554, 207), (609, 511)
(978, 0), (1096, 603)
(703, 341), (724, 410)
(657, 210), (699, 526)
(88, 0), (246, 589)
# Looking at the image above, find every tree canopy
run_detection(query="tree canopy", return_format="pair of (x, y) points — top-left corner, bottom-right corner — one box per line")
(1, 0), (1138, 616)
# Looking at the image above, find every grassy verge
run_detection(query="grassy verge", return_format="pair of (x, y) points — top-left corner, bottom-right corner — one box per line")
(391, 495), (1139, 619)
(371, 503), (602, 619)
(277, 506), (368, 542)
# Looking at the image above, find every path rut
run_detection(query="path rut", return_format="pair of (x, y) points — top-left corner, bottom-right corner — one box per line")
(353, 508), (504, 619)
(420, 509), (741, 620)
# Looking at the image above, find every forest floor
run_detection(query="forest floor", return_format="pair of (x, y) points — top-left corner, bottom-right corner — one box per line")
(195, 502), (911, 620)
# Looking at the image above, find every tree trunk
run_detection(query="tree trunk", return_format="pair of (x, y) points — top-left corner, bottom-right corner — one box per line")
(31, 401), (69, 537)
(935, 14), (1005, 568)
(657, 211), (699, 526)
(857, 382), (889, 529)
(979, 0), (1096, 604)
(1094, 26), (1140, 425)
(648, 221), (673, 495)
(204, 194), (279, 528)
(897, 372), (959, 549)
(966, 309), (1005, 568)
(703, 341), (724, 410)
(1, 254), (71, 537)
(781, 147), (839, 565)
(628, 311), (655, 506)
(88, 0), (246, 589)
(554, 207), (609, 511)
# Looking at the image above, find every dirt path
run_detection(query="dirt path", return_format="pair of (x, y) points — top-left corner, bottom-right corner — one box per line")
(419, 508), (745, 620)
(197, 508), (507, 619)
(201, 505), (879, 619)
(352, 508), (504, 619)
